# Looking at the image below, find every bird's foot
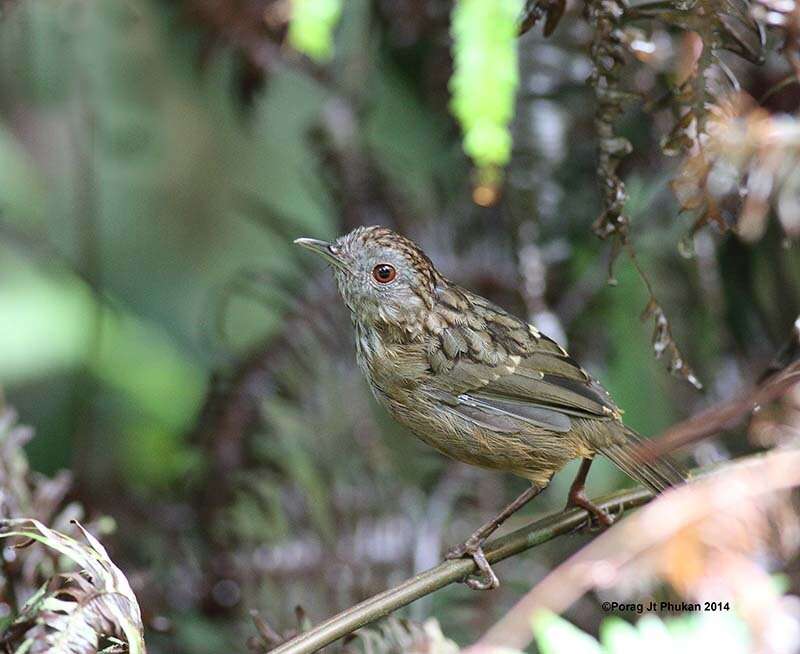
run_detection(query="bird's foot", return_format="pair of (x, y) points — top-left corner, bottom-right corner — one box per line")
(566, 488), (614, 531)
(445, 538), (499, 591)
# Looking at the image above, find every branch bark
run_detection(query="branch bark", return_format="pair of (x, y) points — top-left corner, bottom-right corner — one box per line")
(267, 487), (652, 654)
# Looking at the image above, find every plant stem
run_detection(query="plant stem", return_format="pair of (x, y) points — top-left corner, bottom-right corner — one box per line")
(269, 487), (652, 654)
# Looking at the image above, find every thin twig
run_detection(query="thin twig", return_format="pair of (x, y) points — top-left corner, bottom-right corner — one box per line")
(267, 487), (652, 654)
(643, 359), (800, 460)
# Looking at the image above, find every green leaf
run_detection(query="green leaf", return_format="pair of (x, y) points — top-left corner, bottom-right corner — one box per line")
(600, 616), (645, 653)
(450, 0), (523, 173)
(666, 613), (750, 654)
(532, 610), (603, 654)
(288, 0), (343, 62)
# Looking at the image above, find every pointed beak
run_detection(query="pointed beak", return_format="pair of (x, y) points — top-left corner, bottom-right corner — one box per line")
(293, 237), (350, 273)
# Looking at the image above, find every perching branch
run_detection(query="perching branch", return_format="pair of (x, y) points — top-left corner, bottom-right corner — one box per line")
(267, 486), (653, 654)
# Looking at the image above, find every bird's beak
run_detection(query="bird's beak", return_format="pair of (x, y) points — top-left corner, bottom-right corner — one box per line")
(293, 237), (350, 273)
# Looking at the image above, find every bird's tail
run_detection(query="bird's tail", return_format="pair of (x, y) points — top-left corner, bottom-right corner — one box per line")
(601, 427), (686, 493)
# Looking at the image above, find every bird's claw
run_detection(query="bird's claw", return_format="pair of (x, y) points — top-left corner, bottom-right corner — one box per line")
(566, 490), (615, 531)
(445, 540), (499, 590)
(607, 502), (625, 521)
(445, 538), (475, 560)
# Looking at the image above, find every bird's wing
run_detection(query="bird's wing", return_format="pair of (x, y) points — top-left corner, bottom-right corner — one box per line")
(424, 286), (621, 434)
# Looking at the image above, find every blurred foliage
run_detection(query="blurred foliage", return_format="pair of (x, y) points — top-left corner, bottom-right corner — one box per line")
(288, 0), (343, 61)
(0, 0), (798, 651)
(532, 610), (752, 654)
(450, 0), (523, 185)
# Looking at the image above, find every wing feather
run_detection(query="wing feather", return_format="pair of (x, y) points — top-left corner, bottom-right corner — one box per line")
(425, 288), (620, 435)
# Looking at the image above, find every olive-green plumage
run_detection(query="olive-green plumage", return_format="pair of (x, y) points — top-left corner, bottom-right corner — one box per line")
(295, 225), (685, 589)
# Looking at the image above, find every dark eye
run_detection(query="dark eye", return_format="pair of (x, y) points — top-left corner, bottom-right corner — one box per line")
(372, 264), (397, 284)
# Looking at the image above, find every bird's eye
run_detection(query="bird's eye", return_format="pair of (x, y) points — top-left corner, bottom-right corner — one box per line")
(372, 264), (397, 284)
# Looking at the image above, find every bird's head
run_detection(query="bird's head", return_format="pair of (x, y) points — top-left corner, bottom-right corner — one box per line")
(294, 226), (441, 329)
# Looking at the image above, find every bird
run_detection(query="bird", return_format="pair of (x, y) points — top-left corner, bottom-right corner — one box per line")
(294, 226), (686, 590)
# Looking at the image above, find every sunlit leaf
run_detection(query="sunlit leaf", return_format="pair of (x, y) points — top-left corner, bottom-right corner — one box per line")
(450, 0), (524, 184)
(288, 0), (343, 62)
(532, 611), (603, 654)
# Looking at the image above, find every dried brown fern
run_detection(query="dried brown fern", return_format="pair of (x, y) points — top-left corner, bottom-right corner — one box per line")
(0, 520), (145, 654)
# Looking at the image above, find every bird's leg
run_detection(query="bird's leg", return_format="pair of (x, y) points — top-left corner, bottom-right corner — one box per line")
(446, 482), (547, 590)
(565, 458), (614, 528)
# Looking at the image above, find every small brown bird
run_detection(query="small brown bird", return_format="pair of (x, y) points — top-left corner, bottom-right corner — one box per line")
(295, 226), (685, 590)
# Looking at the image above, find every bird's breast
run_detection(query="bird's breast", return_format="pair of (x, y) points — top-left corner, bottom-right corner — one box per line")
(354, 323), (430, 397)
